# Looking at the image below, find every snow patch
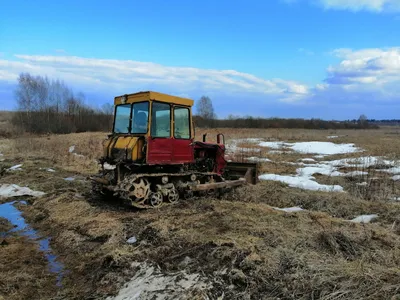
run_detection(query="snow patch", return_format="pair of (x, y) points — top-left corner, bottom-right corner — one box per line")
(108, 262), (210, 300)
(268, 150), (286, 154)
(350, 214), (378, 223)
(300, 158), (316, 162)
(273, 206), (304, 212)
(103, 163), (116, 170)
(246, 157), (271, 162)
(126, 236), (137, 244)
(393, 175), (400, 181)
(64, 177), (75, 181)
(8, 164), (23, 171)
(356, 182), (368, 186)
(259, 141), (361, 155)
(380, 167), (400, 174)
(327, 136), (339, 139)
(225, 138), (262, 154)
(259, 174), (344, 192)
(47, 168), (56, 172)
(325, 156), (397, 169)
(68, 145), (85, 158)
(0, 184), (45, 198)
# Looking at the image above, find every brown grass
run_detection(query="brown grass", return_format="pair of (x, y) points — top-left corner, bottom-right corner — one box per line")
(0, 127), (400, 299)
(0, 234), (58, 300)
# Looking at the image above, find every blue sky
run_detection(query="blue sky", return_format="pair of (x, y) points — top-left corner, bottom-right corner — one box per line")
(1, 0), (400, 119)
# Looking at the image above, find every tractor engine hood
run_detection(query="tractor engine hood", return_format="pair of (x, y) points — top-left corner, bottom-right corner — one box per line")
(103, 135), (145, 163)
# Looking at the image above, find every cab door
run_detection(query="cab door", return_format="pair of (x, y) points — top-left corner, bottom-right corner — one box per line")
(172, 106), (194, 163)
(147, 102), (173, 164)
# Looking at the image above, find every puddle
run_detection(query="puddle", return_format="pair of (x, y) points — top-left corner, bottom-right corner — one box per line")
(0, 201), (65, 286)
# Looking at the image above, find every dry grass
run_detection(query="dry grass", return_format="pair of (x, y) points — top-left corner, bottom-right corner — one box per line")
(0, 127), (400, 299)
(0, 233), (58, 300)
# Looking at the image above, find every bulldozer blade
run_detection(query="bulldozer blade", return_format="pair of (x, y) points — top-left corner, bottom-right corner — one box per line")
(190, 178), (246, 191)
(224, 162), (259, 184)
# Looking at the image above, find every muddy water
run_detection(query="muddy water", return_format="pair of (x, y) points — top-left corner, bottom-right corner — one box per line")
(0, 201), (65, 286)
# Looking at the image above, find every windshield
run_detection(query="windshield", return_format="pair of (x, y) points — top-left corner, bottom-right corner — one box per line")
(113, 104), (131, 133)
(113, 102), (149, 134)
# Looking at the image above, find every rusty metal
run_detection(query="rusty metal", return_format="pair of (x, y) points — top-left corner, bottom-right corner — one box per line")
(224, 162), (258, 184)
(189, 178), (246, 191)
(90, 177), (110, 185)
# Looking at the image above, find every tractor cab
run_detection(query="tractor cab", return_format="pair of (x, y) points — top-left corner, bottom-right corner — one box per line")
(103, 91), (197, 166)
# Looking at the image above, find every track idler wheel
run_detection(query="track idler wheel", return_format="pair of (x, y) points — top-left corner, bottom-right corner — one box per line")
(167, 189), (179, 203)
(149, 192), (163, 208)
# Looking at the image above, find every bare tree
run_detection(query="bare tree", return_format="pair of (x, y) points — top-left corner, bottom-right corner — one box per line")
(196, 96), (216, 120)
(13, 72), (112, 133)
(358, 114), (368, 128)
(101, 103), (114, 115)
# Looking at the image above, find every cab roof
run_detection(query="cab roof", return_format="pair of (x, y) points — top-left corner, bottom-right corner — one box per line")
(114, 91), (194, 107)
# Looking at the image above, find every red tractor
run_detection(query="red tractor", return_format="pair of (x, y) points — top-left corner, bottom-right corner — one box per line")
(91, 91), (258, 208)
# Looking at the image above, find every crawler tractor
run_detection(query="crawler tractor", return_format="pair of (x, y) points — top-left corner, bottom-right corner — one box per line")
(91, 91), (258, 208)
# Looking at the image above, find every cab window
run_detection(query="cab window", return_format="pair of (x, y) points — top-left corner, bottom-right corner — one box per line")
(131, 102), (149, 134)
(113, 104), (131, 133)
(151, 102), (170, 137)
(174, 107), (190, 139)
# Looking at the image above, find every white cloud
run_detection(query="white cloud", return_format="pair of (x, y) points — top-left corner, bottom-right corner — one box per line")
(0, 54), (310, 102)
(320, 0), (397, 11)
(326, 47), (400, 86)
(284, 0), (400, 12)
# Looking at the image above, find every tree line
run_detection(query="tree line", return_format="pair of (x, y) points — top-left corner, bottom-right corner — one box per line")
(194, 96), (377, 130)
(12, 73), (113, 134)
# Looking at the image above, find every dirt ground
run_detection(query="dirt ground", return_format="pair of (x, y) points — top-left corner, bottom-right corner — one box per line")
(0, 128), (400, 299)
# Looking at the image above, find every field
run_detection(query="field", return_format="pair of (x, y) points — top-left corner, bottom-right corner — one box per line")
(1, 126), (400, 300)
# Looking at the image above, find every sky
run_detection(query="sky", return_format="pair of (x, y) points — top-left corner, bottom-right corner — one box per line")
(1, 0), (400, 120)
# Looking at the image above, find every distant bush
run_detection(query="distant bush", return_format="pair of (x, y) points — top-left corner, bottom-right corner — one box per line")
(12, 73), (113, 134)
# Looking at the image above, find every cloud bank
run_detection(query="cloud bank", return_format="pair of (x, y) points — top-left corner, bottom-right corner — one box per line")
(0, 48), (400, 119)
(0, 54), (309, 103)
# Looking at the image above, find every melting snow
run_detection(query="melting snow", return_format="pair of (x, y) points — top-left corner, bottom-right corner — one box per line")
(127, 236), (137, 244)
(327, 136), (339, 139)
(391, 197), (400, 201)
(47, 168), (56, 172)
(326, 156), (397, 168)
(380, 167), (400, 174)
(0, 184), (45, 198)
(300, 158), (316, 162)
(259, 174), (344, 192)
(64, 177), (75, 181)
(8, 164), (23, 171)
(393, 175), (400, 181)
(356, 182), (368, 186)
(350, 214), (378, 223)
(108, 262), (210, 300)
(104, 163), (116, 170)
(225, 138), (262, 154)
(273, 206), (304, 212)
(246, 157), (271, 162)
(68, 145), (85, 158)
(298, 165), (342, 177)
(259, 141), (361, 155)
